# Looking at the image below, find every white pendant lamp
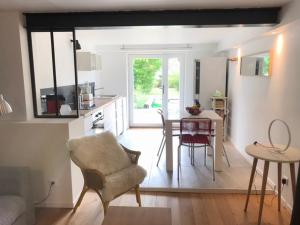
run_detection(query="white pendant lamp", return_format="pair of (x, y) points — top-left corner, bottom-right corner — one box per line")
(0, 94), (13, 115)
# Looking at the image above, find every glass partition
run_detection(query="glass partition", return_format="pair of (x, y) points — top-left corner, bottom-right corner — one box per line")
(28, 29), (78, 118)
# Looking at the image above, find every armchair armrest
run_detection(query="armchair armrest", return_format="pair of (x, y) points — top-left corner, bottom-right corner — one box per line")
(121, 145), (141, 164)
(82, 169), (106, 190)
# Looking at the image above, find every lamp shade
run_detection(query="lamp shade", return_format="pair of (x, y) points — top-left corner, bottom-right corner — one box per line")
(0, 94), (12, 115)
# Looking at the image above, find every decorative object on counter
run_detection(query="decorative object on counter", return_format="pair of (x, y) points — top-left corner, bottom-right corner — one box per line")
(0, 94), (12, 115)
(253, 119), (291, 153)
(46, 94), (65, 114)
(212, 90), (223, 97)
(186, 99), (202, 116)
(59, 104), (72, 115)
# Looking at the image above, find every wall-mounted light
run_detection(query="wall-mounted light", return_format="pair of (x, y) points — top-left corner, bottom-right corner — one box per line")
(276, 34), (283, 55)
(70, 40), (82, 50)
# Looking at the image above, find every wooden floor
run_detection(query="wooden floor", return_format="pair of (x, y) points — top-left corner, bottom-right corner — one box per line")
(36, 191), (291, 225)
(117, 128), (271, 192)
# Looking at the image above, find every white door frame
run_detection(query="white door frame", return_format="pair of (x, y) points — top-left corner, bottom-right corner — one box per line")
(128, 53), (185, 127)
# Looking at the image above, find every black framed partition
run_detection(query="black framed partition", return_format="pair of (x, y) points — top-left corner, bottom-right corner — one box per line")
(28, 28), (79, 118)
(25, 8), (281, 119)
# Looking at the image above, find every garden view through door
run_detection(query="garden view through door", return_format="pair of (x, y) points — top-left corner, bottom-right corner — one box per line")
(130, 55), (182, 126)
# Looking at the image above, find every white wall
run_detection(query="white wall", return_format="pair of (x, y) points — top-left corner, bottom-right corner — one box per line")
(199, 57), (227, 109)
(0, 121), (74, 207)
(94, 44), (218, 109)
(0, 12), (32, 121)
(227, 13), (300, 209)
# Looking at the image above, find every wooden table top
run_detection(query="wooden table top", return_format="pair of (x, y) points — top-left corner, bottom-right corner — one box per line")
(166, 110), (223, 122)
(102, 206), (172, 225)
(246, 144), (300, 163)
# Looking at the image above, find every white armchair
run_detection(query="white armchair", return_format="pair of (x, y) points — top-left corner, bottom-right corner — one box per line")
(67, 131), (147, 214)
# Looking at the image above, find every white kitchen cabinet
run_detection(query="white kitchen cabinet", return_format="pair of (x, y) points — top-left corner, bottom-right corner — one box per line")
(83, 113), (95, 136)
(103, 102), (117, 136)
(77, 52), (101, 71)
(116, 98), (124, 136)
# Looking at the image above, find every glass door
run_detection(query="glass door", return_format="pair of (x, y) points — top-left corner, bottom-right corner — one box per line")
(130, 55), (163, 126)
(165, 56), (183, 119)
(129, 54), (184, 127)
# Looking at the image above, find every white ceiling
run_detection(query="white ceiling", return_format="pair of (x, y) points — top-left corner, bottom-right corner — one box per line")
(76, 26), (272, 47)
(0, 0), (291, 12)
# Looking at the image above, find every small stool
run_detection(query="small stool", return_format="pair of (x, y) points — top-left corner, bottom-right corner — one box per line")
(244, 144), (300, 225)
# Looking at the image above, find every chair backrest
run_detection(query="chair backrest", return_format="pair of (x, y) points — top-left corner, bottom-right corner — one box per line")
(67, 131), (132, 176)
(180, 117), (212, 135)
(157, 109), (165, 130)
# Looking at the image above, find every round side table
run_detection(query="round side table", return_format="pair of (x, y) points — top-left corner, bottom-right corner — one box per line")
(244, 144), (300, 225)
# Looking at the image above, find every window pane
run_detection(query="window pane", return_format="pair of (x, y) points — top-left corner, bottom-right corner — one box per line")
(31, 32), (56, 116)
(53, 32), (78, 116)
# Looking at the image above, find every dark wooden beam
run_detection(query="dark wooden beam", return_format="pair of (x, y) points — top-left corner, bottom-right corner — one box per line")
(25, 8), (281, 29)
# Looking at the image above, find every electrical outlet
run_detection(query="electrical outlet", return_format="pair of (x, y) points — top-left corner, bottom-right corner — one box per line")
(282, 176), (288, 185)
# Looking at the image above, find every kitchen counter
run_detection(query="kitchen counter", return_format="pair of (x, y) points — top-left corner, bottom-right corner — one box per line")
(79, 96), (120, 117)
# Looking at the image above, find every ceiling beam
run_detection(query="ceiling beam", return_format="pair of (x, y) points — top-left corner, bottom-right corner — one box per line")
(25, 8), (281, 30)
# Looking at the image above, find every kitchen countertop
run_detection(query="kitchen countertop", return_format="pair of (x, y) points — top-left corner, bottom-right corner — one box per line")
(79, 96), (120, 117)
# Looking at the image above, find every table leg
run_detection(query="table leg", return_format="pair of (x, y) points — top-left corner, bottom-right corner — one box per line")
(290, 163), (296, 199)
(258, 161), (270, 225)
(278, 163), (282, 211)
(214, 120), (223, 171)
(165, 121), (173, 172)
(244, 158), (258, 212)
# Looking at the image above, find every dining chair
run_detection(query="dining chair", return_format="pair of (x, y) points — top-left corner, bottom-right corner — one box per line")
(210, 115), (230, 167)
(156, 109), (180, 166)
(177, 117), (215, 181)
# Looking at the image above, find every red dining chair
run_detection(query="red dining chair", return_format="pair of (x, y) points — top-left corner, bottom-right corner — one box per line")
(177, 118), (215, 181)
(156, 109), (180, 166)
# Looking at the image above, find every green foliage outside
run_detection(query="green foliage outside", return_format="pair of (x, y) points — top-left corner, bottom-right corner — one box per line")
(133, 58), (162, 109)
(133, 58), (180, 109)
(168, 74), (179, 91)
(262, 55), (270, 76)
(133, 58), (161, 94)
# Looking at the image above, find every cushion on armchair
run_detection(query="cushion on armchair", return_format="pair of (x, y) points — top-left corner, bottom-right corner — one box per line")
(101, 164), (146, 201)
(68, 131), (132, 175)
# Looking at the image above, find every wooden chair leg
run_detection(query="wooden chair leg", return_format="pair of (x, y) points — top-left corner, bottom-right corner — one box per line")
(156, 137), (166, 166)
(72, 186), (88, 213)
(157, 135), (165, 156)
(244, 158), (258, 212)
(135, 185), (142, 207)
(103, 201), (110, 215)
(95, 190), (110, 215)
(211, 146), (215, 181)
(204, 145), (207, 166)
(177, 145), (181, 181)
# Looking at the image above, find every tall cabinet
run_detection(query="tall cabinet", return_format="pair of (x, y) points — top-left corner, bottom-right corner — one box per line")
(211, 97), (228, 139)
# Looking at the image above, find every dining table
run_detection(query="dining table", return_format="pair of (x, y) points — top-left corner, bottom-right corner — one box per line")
(165, 110), (224, 172)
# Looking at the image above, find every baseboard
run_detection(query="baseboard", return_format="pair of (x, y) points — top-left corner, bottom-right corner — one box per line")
(140, 187), (274, 194)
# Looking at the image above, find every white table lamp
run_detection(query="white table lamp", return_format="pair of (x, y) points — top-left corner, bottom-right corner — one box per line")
(0, 94), (13, 115)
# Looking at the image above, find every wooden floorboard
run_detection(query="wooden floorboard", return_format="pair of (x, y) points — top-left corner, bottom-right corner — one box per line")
(36, 191), (291, 225)
(117, 128), (273, 192)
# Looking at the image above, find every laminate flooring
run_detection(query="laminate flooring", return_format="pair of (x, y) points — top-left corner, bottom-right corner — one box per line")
(118, 128), (272, 193)
(36, 191), (291, 225)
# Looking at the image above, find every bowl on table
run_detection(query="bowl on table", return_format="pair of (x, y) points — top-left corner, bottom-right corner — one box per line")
(185, 107), (202, 116)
